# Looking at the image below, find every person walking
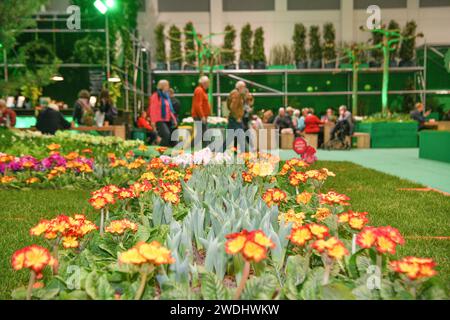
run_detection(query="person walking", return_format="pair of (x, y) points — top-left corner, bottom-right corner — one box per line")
(191, 76), (211, 148)
(0, 99), (16, 128)
(148, 80), (177, 147)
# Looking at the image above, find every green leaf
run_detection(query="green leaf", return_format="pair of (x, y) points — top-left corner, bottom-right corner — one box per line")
(320, 282), (356, 300)
(200, 272), (229, 300)
(97, 274), (115, 300)
(283, 255), (308, 300)
(85, 271), (98, 299)
(241, 274), (278, 300)
(300, 267), (324, 300)
(59, 290), (89, 300)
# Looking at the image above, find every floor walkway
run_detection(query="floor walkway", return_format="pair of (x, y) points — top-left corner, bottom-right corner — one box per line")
(276, 148), (450, 193)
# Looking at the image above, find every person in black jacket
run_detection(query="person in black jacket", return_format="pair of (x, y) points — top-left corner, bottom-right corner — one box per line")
(36, 104), (72, 135)
(98, 89), (117, 125)
(410, 102), (431, 131)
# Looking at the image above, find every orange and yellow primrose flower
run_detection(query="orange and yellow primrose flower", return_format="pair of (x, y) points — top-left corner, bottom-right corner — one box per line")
(225, 229), (275, 263)
(278, 209), (305, 228)
(288, 223), (330, 246)
(105, 219), (138, 235)
(262, 188), (287, 207)
(12, 245), (56, 274)
(296, 191), (313, 205)
(89, 195), (108, 210)
(356, 226), (404, 255)
(119, 241), (175, 266)
(390, 257), (437, 280)
(338, 210), (369, 230)
(47, 143), (61, 151)
(311, 237), (349, 260)
(319, 191), (351, 206)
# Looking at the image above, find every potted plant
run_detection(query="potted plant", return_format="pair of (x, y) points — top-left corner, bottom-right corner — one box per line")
(168, 25), (182, 70)
(323, 22), (336, 69)
(309, 25), (322, 68)
(369, 23), (383, 67)
(399, 20), (418, 67)
(293, 23), (307, 69)
(252, 27), (266, 69)
(184, 22), (196, 70)
(239, 23), (252, 69)
(387, 20), (400, 67)
(269, 44), (294, 69)
(222, 24), (236, 69)
(154, 23), (167, 70)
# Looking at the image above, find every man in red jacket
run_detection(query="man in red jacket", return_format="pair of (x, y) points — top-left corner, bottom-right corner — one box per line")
(191, 76), (211, 148)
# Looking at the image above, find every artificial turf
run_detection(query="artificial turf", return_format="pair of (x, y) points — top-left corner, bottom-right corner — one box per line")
(0, 161), (449, 299)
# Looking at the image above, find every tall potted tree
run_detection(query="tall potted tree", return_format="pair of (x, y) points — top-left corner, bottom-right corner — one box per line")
(309, 25), (322, 68)
(168, 25), (182, 70)
(222, 24), (236, 69)
(252, 27), (266, 69)
(387, 20), (400, 67)
(293, 23), (307, 69)
(239, 23), (253, 69)
(399, 20), (418, 67)
(323, 22), (336, 68)
(154, 23), (167, 70)
(184, 21), (196, 70)
(369, 23), (383, 67)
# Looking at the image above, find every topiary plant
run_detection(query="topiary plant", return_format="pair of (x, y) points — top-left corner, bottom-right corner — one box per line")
(308, 25), (322, 68)
(184, 21), (196, 69)
(239, 23), (253, 69)
(370, 22), (384, 66)
(387, 20), (401, 65)
(270, 44), (293, 66)
(168, 25), (182, 70)
(221, 24), (236, 68)
(292, 23), (307, 67)
(154, 23), (167, 69)
(252, 27), (266, 68)
(399, 20), (418, 66)
(323, 22), (336, 68)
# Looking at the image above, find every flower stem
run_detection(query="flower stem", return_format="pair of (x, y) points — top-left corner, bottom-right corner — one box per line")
(234, 261), (251, 300)
(26, 270), (36, 300)
(100, 209), (104, 236)
(322, 256), (332, 285)
(52, 241), (59, 275)
(134, 272), (148, 300)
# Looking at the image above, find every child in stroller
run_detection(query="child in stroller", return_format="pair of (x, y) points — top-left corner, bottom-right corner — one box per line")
(324, 119), (352, 150)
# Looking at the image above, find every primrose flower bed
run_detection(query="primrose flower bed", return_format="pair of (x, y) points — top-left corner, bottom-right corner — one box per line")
(9, 148), (447, 300)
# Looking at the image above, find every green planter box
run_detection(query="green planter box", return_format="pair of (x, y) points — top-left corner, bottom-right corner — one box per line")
(356, 122), (418, 148)
(419, 131), (450, 163)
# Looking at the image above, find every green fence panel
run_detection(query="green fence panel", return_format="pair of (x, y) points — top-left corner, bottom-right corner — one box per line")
(356, 122), (419, 148)
(419, 130), (450, 163)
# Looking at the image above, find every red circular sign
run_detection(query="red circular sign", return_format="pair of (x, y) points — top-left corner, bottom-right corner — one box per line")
(293, 137), (307, 154)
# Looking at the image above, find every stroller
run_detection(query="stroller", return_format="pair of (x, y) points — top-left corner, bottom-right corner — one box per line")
(323, 120), (352, 150)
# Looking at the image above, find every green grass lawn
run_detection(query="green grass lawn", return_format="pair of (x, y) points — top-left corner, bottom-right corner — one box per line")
(0, 161), (449, 299)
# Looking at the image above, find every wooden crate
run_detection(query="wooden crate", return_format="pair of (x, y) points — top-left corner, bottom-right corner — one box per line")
(353, 132), (371, 149)
(303, 134), (318, 149)
(281, 132), (295, 149)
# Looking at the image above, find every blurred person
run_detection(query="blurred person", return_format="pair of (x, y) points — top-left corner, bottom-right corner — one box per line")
(410, 102), (431, 131)
(148, 80), (177, 147)
(321, 108), (336, 123)
(330, 105), (354, 140)
(0, 99), (16, 128)
(137, 110), (160, 145)
(262, 109), (274, 123)
(273, 107), (293, 132)
(97, 89), (118, 126)
(305, 108), (324, 146)
(36, 103), (72, 135)
(169, 88), (181, 125)
(297, 108), (309, 132)
(191, 76), (211, 148)
(73, 90), (93, 125)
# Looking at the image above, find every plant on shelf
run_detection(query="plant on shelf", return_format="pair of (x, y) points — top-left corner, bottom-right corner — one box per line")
(309, 25), (322, 68)
(399, 20), (420, 67)
(293, 23), (307, 69)
(154, 23), (167, 70)
(387, 20), (400, 67)
(269, 44), (293, 66)
(323, 22), (336, 68)
(184, 21), (196, 70)
(221, 24), (236, 69)
(168, 25), (182, 70)
(252, 27), (266, 69)
(73, 35), (106, 64)
(239, 23), (253, 69)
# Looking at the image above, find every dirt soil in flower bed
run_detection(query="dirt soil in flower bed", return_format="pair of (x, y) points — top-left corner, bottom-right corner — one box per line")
(0, 160), (449, 299)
